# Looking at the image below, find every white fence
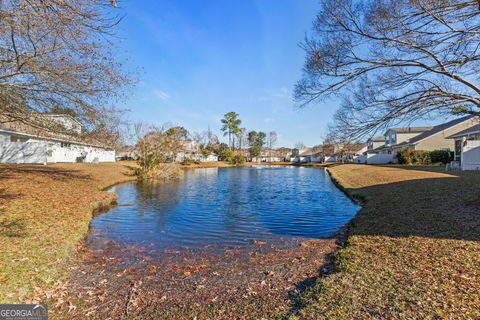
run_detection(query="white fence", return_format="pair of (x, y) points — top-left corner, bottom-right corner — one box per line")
(461, 140), (480, 171)
(353, 153), (394, 164)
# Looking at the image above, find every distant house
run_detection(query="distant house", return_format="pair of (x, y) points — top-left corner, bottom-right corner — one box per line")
(447, 123), (480, 170)
(323, 143), (367, 162)
(0, 113), (115, 164)
(290, 147), (323, 163)
(174, 140), (218, 162)
(366, 137), (386, 153)
(289, 143), (367, 163)
(355, 116), (479, 165)
(252, 148), (291, 162)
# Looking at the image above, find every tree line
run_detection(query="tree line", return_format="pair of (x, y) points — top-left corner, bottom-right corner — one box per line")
(132, 111), (281, 176)
(220, 111), (278, 161)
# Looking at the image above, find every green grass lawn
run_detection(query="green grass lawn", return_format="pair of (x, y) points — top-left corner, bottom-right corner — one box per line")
(291, 164), (480, 319)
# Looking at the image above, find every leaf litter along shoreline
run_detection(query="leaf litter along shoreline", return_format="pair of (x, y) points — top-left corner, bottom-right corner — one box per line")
(50, 235), (341, 319)
(50, 163), (350, 319)
(7, 162), (476, 319)
(0, 161), (346, 319)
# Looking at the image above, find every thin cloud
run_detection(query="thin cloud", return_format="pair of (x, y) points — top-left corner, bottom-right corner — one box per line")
(153, 90), (170, 101)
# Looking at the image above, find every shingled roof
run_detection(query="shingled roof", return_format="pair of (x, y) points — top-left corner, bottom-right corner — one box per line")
(385, 126), (432, 135)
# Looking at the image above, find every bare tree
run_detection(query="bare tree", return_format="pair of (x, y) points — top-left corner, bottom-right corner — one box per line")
(267, 131), (277, 161)
(294, 142), (306, 150)
(296, 0), (480, 139)
(165, 126), (189, 162)
(0, 1), (131, 134)
(236, 128), (246, 156)
(134, 122), (163, 174)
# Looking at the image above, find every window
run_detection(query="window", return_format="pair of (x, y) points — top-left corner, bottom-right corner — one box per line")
(390, 132), (396, 144)
(10, 135), (28, 143)
(60, 142), (71, 148)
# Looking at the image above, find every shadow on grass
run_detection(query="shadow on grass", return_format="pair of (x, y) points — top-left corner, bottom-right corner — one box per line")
(0, 188), (22, 200)
(0, 164), (92, 181)
(286, 164), (480, 316)
(342, 167), (480, 241)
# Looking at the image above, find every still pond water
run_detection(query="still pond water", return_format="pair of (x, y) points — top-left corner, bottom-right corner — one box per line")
(88, 166), (359, 250)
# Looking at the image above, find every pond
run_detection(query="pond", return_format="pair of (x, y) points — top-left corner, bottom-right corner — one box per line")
(87, 166), (360, 251)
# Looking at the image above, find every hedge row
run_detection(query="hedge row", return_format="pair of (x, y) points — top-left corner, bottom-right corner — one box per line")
(396, 148), (453, 165)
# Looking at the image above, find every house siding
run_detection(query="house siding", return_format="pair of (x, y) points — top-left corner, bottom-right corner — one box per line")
(0, 131), (115, 164)
(415, 119), (478, 151)
(0, 132), (48, 164)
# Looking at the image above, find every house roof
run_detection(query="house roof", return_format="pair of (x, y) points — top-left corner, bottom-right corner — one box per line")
(348, 143), (368, 153)
(394, 115), (475, 147)
(447, 123), (480, 139)
(0, 113), (116, 149)
(384, 127), (433, 136)
(298, 148), (313, 156)
(372, 145), (388, 151)
(0, 128), (113, 150)
(43, 114), (82, 125)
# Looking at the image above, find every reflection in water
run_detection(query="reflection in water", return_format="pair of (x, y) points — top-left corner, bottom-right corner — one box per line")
(88, 166), (360, 250)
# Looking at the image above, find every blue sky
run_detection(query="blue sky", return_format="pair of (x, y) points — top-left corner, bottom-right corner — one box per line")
(115, 0), (338, 147)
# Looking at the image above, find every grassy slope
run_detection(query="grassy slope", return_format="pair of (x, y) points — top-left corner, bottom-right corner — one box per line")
(0, 162), (136, 303)
(294, 165), (480, 319)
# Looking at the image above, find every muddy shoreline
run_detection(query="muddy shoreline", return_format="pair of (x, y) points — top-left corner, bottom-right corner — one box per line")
(49, 164), (354, 319)
(50, 236), (341, 319)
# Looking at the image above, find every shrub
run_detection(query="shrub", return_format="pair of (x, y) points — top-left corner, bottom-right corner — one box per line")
(230, 154), (246, 165)
(135, 154), (162, 178)
(396, 148), (431, 165)
(396, 148), (416, 165)
(218, 148), (234, 162)
(429, 149), (453, 164)
(414, 150), (430, 165)
(181, 157), (194, 165)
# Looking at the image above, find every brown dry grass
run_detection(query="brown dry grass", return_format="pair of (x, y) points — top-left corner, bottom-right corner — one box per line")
(0, 162), (136, 303)
(293, 164), (480, 319)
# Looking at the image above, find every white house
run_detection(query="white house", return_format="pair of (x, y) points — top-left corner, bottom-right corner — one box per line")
(366, 136), (386, 153)
(290, 147), (323, 163)
(448, 124), (480, 171)
(0, 114), (115, 164)
(251, 149), (291, 162)
(174, 140), (219, 162)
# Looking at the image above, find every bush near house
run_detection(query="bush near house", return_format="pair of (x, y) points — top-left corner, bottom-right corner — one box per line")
(230, 154), (246, 165)
(218, 148), (234, 162)
(429, 149), (454, 164)
(180, 157), (200, 166)
(396, 148), (453, 165)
